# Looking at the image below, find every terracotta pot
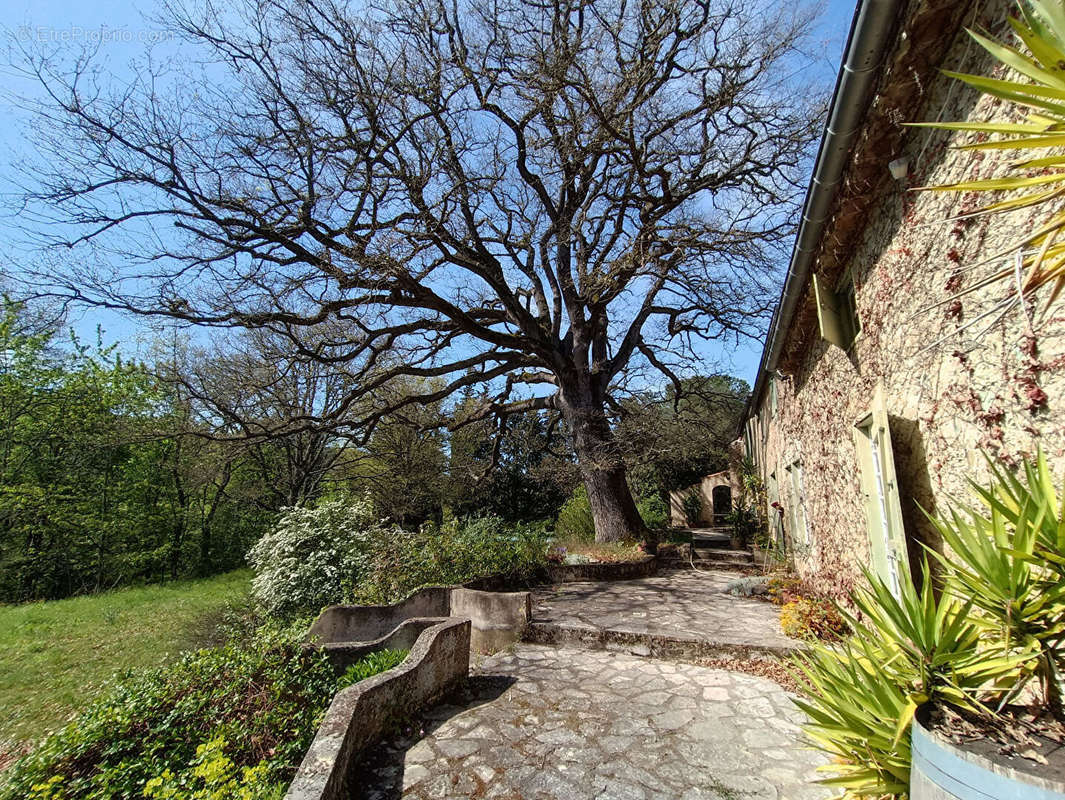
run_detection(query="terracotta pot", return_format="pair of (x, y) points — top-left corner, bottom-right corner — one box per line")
(911, 714), (1065, 799)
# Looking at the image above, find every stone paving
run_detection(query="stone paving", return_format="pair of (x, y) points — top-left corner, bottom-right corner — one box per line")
(530, 568), (799, 654)
(353, 644), (831, 800)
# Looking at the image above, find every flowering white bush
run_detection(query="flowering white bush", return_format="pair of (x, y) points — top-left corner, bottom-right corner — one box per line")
(249, 497), (552, 617)
(247, 495), (385, 617)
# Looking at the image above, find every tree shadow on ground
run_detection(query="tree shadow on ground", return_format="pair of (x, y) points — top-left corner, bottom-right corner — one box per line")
(349, 674), (517, 799)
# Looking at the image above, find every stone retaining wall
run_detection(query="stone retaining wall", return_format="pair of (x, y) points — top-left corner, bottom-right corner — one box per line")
(285, 618), (471, 800)
(541, 555), (658, 583)
(523, 621), (797, 661)
(306, 587), (450, 645)
(309, 585), (532, 656)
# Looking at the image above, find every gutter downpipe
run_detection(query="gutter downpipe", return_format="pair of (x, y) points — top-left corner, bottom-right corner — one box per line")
(746, 0), (900, 416)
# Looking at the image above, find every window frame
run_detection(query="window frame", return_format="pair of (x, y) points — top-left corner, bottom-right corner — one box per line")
(813, 271), (862, 351)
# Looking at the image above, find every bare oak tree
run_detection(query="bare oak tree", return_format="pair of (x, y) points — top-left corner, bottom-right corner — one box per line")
(14, 0), (821, 540)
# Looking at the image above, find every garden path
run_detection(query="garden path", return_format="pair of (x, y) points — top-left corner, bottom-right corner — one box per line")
(352, 644), (831, 799)
(527, 568), (799, 656)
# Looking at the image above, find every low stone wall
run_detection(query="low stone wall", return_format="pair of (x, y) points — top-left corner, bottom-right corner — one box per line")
(316, 617), (444, 671)
(285, 618), (471, 800)
(307, 559), (655, 665)
(308, 586), (532, 657)
(523, 621), (798, 660)
(451, 587), (532, 653)
(306, 587), (450, 644)
(541, 555), (658, 583)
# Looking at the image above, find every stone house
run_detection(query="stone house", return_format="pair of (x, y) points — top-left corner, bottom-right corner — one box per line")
(742, 0), (1065, 598)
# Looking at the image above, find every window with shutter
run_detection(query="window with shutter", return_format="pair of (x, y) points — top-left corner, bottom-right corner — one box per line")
(813, 273), (861, 350)
(853, 385), (909, 596)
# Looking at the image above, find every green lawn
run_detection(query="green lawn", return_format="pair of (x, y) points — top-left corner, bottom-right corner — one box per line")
(0, 570), (252, 748)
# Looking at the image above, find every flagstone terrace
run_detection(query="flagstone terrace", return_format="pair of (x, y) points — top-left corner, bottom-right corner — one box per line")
(351, 566), (830, 800)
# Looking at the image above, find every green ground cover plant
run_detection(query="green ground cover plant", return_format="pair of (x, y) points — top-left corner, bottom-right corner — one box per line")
(1, 626), (403, 800)
(0, 570), (252, 748)
(338, 649), (409, 686)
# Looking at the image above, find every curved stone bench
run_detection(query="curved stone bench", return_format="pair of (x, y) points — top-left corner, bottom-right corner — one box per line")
(286, 618), (471, 800)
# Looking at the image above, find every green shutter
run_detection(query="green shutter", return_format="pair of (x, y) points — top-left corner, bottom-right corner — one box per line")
(813, 273), (848, 349)
(853, 386), (910, 595)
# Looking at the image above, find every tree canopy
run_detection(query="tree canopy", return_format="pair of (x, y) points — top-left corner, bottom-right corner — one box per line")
(14, 0), (822, 540)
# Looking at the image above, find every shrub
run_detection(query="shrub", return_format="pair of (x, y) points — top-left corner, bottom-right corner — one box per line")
(1, 624), (336, 800)
(348, 515), (551, 605)
(779, 597), (849, 643)
(247, 495), (383, 617)
(554, 486), (596, 543)
(338, 649), (409, 688)
(766, 575), (805, 606)
(250, 498), (551, 614)
(681, 489), (702, 526)
(636, 493), (669, 531)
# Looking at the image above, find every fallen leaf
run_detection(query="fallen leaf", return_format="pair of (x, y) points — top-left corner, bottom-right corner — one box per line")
(1020, 748), (1049, 765)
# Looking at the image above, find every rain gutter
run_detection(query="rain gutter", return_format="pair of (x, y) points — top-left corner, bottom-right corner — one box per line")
(746, 0), (901, 414)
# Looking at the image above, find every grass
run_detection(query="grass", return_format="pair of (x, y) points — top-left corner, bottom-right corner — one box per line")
(0, 570), (252, 751)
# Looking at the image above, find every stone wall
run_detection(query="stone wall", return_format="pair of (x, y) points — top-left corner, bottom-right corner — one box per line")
(669, 470), (741, 526)
(308, 585), (532, 655)
(748, 0), (1065, 596)
(285, 618), (471, 800)
(306, 587), (450, 644)
(542, 555), (658, 583)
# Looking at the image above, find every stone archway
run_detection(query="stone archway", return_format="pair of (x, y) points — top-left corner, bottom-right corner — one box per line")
(669, 469), (741, 527)
(712, 484), (732, 524)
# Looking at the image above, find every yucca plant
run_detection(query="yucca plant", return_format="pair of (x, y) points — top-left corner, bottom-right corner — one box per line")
(911, 0), (1065, 329)
(794, 453), (1064, 798)
(791, 565), (1011, 797)
(792, 636), (913, 797)
(928, 450), (1065, 713)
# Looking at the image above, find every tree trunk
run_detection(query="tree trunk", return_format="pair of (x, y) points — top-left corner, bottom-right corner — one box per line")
(581, 462), (647, 543)
(560, 387), (647, 544)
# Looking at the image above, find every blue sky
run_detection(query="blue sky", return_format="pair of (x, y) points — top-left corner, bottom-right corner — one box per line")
(0, 0), (859, 386)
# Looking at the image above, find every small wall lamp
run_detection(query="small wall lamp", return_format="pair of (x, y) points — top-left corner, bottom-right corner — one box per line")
(888, 156), (909, 180)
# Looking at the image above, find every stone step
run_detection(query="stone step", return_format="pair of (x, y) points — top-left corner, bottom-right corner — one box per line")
(659, 558), (754, 573)
(691, 547), (753, 561)
(522, 621), (797, 661)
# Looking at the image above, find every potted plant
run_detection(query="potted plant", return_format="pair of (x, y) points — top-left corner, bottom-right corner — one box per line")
(792, 451), (1064, 799)
(909, 453), (1065, 798)
(725, 504), (757, 551)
